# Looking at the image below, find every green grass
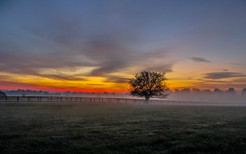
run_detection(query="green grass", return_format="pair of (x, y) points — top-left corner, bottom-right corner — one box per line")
(0, 102), (246, 154)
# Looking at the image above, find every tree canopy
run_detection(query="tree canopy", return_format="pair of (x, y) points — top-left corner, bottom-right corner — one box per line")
(129, 71), (168, 101)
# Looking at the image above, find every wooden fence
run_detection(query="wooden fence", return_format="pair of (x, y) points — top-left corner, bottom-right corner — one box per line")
(0, 96), (149, 103)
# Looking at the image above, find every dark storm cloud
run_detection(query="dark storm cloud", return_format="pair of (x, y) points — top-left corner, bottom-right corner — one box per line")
(191, 57), (211, 63)
(204, 72), (246, 79)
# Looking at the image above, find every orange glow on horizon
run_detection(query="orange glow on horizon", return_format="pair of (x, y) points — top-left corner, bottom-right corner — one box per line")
(0, 64), (245, 93)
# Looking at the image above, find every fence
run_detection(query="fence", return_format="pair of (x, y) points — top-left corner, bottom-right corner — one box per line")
(2, 96), (241, 106)
(0, 96), (152, 103)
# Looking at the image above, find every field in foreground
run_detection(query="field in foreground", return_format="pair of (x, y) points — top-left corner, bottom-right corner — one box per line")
(0, 102), (246, 154)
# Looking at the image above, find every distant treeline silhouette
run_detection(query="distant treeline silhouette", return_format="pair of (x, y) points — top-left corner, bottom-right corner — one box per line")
(1, 87), (246, 97)
(0, 89), (118, 96)
(168, 88), (246, 95)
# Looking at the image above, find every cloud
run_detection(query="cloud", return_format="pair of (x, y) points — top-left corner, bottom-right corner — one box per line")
(0, 80), (43, 89)
(204, 72), (246, 79)
(0, 75), (11, 80)
(86, 84), (104, 86)
(0, 30), (175, 84)
(0, 50), (94, 75)
(81, 36), (134, 76)
(106, 76), (130, 83)
(0, 41), (174, 83)
(39, 74), (87, 81)
(145, 64), (173, 73)
(27, 15), (83, 47)
(0, 0), (178, 80)
(0, 4), (176, 81)
(221, 69), (229, 71)
(191, 57), (211, 63)
(232, 78), (246, 82)
(81, 36), (174, 76)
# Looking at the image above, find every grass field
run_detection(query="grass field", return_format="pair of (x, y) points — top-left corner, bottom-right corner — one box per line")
(0, 102), (246, 154)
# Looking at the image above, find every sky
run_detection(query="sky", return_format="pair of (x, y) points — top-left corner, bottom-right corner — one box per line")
(0, 0), (246, 92)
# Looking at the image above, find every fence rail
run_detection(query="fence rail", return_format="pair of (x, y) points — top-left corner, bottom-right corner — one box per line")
(0, 96), (153, 103)
(1, 96), (244, 106)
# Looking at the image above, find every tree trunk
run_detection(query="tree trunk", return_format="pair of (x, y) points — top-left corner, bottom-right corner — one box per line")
(145, 96), (150, 103)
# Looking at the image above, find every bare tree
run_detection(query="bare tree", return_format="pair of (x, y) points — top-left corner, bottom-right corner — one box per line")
(129, 71), (168, 101)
